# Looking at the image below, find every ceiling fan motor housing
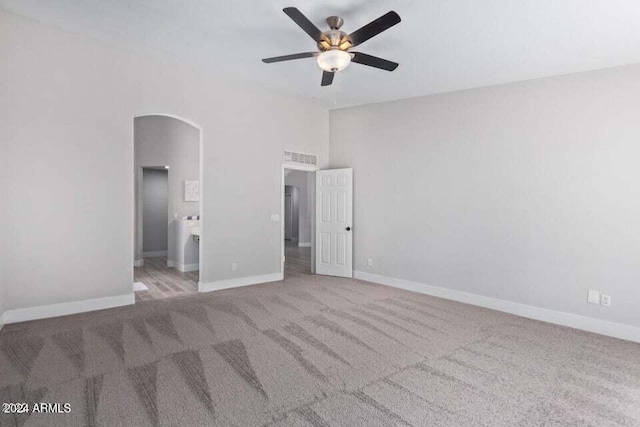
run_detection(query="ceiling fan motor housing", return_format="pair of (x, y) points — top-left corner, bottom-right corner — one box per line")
(326, 16), (344, 30)
(318, 28), (351, 51)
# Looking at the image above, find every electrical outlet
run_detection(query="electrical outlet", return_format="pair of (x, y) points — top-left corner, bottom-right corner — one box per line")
(601, 294), (611, 307)
(367, 258), (373, 266)
(587, 290), (600, 304)
(231, 262), (237, 271)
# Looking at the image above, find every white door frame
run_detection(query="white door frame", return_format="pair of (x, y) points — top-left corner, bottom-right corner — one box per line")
(132, 113), (205, 287)
(281, 163), (318, 275)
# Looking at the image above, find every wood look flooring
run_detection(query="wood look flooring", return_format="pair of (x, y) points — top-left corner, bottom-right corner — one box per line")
(134, 243), (310, 301)
(134, 257), (198, 301)
(284, 241), (311, 276)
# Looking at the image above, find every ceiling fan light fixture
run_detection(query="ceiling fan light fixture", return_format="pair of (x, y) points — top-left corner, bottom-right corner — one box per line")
(316, 49), (352, 72)
(263, 8), (401, 86)
(338, 39), (352, 50)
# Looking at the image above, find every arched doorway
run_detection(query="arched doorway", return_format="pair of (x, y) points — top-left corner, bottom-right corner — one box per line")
(132, 114), (204, 301)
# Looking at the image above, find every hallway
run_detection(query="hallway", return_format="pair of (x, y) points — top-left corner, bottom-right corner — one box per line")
(284, 242), (311, 276)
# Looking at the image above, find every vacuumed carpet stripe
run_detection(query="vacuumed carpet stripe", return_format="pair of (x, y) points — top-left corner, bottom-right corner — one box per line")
(1, 272), (640, 426)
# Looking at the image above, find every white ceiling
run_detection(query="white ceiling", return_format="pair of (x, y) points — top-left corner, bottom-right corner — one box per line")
(3, 0), (640, 109)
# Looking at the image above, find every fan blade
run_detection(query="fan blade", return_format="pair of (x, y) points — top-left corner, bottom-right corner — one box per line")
(283, 7), (324, 42)
(349, 11), (401, 47)
(262, 52), (316, 63)
(351, 52), (398, 71)
(321, 71), (334, 86)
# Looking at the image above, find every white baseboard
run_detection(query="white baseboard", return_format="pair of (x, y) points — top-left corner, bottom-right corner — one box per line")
(176, 263), (199, 273)
(142, 251), (168, 258)
(354, 271), (640, 344)
(134, 259), (144, 267)
(298, 242), (312, 247)
(167, 260), (175, 268)
(2, 293), (135, 325)
(199, 272), (283, 293)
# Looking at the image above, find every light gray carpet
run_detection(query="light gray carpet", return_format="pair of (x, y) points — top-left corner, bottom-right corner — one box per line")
(1, 269), (640, 426)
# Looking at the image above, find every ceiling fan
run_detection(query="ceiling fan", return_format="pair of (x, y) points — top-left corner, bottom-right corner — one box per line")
(262, 7), (401, 86)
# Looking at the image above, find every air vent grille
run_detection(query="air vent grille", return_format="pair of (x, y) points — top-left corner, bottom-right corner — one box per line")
(284, 151), (317, 166)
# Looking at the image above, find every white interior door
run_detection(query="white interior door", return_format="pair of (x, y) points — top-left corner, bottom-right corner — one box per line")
(315, 168), (353, 277)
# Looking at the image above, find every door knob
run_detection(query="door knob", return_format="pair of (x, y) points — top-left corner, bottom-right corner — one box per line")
(346, 227), (351, 231)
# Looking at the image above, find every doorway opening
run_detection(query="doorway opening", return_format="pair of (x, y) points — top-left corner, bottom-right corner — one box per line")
(141, 167), (169, 257)
(282, 167), (315, 277)
(133, 115), (202, 301)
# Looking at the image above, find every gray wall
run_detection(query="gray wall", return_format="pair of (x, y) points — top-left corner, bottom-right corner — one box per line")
(0, 11), (328, 315)
(142, 168), (169, 253)
(0, 10), (8, 327)
(285, 170), (312, 245)
(135, 115), (200, 261)
(330, 63), (640, 329)
(284, 185), (299, 241)
(0, 247), (4, 327)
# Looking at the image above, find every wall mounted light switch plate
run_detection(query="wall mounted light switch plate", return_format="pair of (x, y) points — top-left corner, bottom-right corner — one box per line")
(587, 290), (600, 304)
